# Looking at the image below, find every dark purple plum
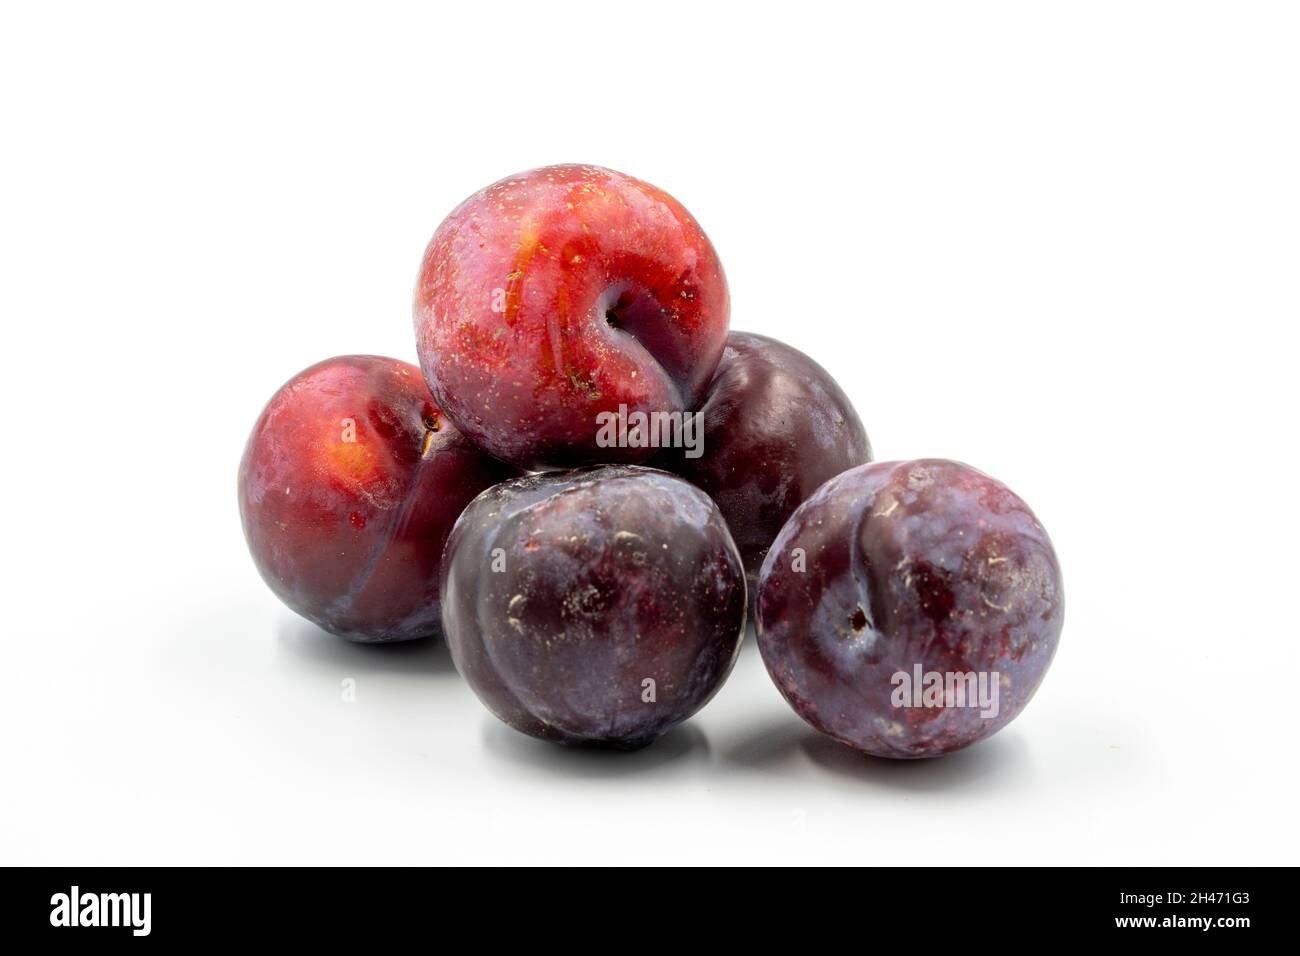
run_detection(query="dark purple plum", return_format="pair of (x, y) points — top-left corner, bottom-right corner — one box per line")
(653, 331), (871, 584)
(238, 355), (521, 642)
(757, 459), (1063, 758)
(441, 465), (747, 749)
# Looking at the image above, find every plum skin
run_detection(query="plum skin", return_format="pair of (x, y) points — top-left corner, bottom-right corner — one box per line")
(653, 331), (871, 584)
(441, 465), (747, 749)
(238, 355), (520, 642)
(413, 164), (730, 470)
(756, 459), (1063, 758)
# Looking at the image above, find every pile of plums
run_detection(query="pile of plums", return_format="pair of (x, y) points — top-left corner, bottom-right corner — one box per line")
(239, 164), (1064, 758)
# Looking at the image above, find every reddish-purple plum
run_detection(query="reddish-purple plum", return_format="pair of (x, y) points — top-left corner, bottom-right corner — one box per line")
(238, 355), (520, 642)
(413, 164), (730, 470)
(654, 331), (871, 583)
(757, 459), (1063, 758)
(441, 465), (746, 748)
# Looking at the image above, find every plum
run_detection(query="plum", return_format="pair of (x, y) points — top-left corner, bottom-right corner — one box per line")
(238, 355), (520, 642)
(441, 465), (746, 748)
(653, 331), (871, 584)
(756, 459), (1063, 758)
(413, 164), (730, 470)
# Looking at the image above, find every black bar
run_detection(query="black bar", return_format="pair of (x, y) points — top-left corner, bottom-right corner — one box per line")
(1, 866), (1288, 943)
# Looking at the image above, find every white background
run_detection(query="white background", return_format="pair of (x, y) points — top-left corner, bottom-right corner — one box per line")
(2, 1), (1296, 865)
